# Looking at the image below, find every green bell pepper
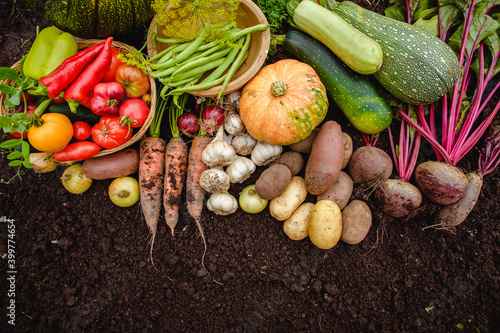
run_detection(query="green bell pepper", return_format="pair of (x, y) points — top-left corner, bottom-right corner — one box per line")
(23, 27), (79, 81)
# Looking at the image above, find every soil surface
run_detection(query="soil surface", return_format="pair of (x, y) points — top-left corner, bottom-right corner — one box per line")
(1, 1), (499, 332)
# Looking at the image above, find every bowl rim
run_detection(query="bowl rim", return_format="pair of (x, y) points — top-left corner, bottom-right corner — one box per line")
(146, 0), (270, 98)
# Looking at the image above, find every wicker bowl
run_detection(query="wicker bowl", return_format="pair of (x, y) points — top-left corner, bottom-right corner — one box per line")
(0, 40), (156, 158)
(147, 0), (270, 98)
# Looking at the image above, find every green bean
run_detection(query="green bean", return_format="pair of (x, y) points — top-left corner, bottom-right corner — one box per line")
(155, 42), (193, 67)
(156, 33), (206, 69)
(169, 57), (225, 83)
(170, 47), (232, 79)
(200, 37), (245, 84)
(155, 36), (185, 44)
(151, 65), (178, 79)
(168, 73), (229, 95)
(168, 73), (203, 89)
(218, 34), (252, 100)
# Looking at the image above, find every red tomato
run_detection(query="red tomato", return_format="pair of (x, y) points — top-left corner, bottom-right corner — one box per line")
(90, 82), (125, 116)
(72, 121), (92, 140)
(52, 141), (101, 162)
(100, 47), (125, 83)
(7, 103), (37, 139)
(115, 64), (150, 98)
(91, 115), (132, 149)
(118, 98), (150, 128)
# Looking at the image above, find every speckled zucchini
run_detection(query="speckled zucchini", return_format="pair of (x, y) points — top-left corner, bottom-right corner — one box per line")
(287, 0), (383, 75)
(333, 1), (459, 105)
(278, 30), (393, 135)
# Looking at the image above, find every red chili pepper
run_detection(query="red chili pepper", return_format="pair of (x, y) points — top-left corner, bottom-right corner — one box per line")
(30, 41), (106, 99)
(64, 37), (113, 112)
(52, 141), (101, 162)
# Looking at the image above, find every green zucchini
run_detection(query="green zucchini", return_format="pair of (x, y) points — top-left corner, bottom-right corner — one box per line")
(278, 30), (393, 135)
(287, 0), (383, 75)
(333, 1), (460, 105)
(46, 103), (101, 124)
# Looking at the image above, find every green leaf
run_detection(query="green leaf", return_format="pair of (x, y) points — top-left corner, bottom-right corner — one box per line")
(21, 141), (30, 157)
(8, 160), (22, 167)
(385, 4), (407, 21)
(23, 159), (33, 169)
(415, 14), (440, 36)
(7, 151), (23, 160)
(0, 139), (22, 149)
(0, 67), (20, 81)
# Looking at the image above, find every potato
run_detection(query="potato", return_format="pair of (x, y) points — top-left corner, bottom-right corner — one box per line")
(82, 149), (139, 180)
(308, 200), (342, 249)
(269, 176), (308, 221)
(341, 200), (372, 245)
(317, 171), (353, 210)
(289, 128), (320, 153)
(342, 132), (353, 169)
(283, 202), (315, 241)
(255, 163), (293, 200)
(270, 151), (305, 176)
(305, 121), (344, 195)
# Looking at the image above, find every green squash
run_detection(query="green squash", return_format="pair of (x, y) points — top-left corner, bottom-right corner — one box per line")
(23, 0), (155, 39)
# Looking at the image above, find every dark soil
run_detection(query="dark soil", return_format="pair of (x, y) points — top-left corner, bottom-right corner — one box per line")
(1, 1), (499, 332)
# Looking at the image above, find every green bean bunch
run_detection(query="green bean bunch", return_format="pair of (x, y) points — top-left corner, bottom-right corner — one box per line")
(149, 23), (270, 100)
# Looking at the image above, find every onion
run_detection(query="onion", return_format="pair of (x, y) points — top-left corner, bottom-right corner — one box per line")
(108, 176), (140, 207)
(177, 113), (200, 137)
(201, 105), (224, 136)
(61, 164), (93, 194)
(239, 185), (268, 214)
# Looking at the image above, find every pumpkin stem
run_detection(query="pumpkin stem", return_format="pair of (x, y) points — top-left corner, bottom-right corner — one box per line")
(270, 81), (287, 97)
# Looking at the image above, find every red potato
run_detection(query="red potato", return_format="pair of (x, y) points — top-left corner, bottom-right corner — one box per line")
(82, 149), (139, 180)
(435, 172), (483, 228)
(348, 146), (393, 185)
(289, 128), (320, 153)
(270, 151), (305, 176)
(316, 171), (353, 210)
(375, 179), (422, 218)
(305, 121), (344, 195)
(414, 160), (468, 205)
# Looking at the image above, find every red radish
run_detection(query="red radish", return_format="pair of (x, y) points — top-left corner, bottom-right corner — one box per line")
(200, 104), (224, 136)
(177, 113), (200, 137)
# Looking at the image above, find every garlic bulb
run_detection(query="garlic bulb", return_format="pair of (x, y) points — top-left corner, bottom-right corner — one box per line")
(199, 168), (231, 193)
(251, 141), (283, 166)
(226, 156), (256, 183)
(224, 109), (245, 136)
(202, 125), (236, 168)
(222, 90), (241, 111)
(231, 133), (257, 156)
(206, 192), (238, 215)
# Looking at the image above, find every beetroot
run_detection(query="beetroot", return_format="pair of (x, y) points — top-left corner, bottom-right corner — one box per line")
(414, 161), (468, 206)
(375, 179), (422, 218)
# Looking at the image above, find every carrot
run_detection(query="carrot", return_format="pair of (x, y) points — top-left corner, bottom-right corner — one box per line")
(139, 137), (166, 261)
(139, 93), (169, 263)
(164, 94), (189, 236)
(186, 98), (214, 268)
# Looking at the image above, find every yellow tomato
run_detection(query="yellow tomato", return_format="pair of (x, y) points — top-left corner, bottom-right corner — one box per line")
(28, 113), (74, 152)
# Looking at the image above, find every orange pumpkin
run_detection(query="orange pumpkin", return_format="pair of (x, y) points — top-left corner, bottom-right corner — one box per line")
(239, 59), (328, 145)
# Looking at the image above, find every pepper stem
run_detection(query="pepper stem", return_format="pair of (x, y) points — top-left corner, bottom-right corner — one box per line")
(270, 81), (288, 97)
